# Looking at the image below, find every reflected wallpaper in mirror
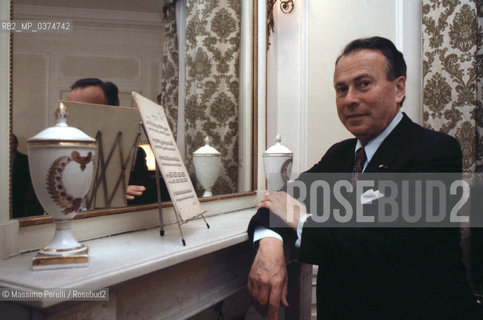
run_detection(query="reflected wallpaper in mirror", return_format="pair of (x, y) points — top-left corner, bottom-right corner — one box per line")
(11, 0), (254, 220)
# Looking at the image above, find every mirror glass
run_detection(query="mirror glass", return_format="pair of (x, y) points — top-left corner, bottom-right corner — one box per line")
(11, 0), (255, 220)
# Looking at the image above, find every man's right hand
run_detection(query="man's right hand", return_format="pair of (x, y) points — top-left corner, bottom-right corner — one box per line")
(126, 185), (146, 200)
(248, 237), (289, 319)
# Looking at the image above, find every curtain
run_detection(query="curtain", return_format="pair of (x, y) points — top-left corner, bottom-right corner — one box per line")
(161, 1), (180, 140)
(184, 0), (241, 195)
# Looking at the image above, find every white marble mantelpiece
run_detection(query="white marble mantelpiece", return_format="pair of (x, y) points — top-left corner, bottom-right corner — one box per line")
(0, 209), (255, 317)
(0, 208), (312, 320)
(0, 209), (254, 319)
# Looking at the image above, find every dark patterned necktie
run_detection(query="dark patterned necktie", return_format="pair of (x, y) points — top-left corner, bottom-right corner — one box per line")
(352, 147), (367, 187)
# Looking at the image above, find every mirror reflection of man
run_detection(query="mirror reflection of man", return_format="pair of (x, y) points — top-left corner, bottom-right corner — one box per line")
(247, 37), (482, 319)
(67, 78), (119, 106)
(11, 134), (43, 218)
(67, 78), (169, 203)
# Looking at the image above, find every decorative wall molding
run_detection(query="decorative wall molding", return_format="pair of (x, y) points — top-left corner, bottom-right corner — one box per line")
(267, 0), (309, 175)
(299, 0), (309, 172)
(396, 0), (423, 124)
(12, 30), (162, 150)
(395, 0), (405, 50)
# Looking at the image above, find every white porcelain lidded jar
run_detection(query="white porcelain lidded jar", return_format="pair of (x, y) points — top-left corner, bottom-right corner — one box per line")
(193, 136), (221, 197)
(263, 135), (293, 191)
(27, 102), (97, 270)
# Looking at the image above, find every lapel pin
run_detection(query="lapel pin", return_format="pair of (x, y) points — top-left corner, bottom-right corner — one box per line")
(379, 164), (388, 169)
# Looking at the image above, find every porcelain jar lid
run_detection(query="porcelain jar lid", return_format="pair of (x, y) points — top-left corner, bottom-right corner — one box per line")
(193, 136), (221, 157)
(263, 135), (292, 157)
(27, 102), (96, 144)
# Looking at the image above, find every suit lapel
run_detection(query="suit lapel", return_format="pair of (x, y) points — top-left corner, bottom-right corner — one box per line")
(365, 113), (414, 173)
(342, 140), (358, 172)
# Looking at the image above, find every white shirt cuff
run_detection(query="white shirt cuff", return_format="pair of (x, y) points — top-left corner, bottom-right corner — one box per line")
(253, 214), (311, 248)
(253, 225), (283, 243)
(295, 214), (311, 248)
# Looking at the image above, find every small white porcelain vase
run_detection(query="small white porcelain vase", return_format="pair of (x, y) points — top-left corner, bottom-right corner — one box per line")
(263, 135), (293, 191)
(27, 102), (97, 270)
(193, 137), (221, 197)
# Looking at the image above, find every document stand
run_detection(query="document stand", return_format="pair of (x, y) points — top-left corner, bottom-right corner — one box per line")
(152, 155), (210, 246)
(141, 123), (210, 246)
(87, 130), (140, 209)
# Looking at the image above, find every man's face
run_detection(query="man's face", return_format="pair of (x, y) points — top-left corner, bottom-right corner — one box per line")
(67, 85), (107, 105)
(333, 49), (405, 145)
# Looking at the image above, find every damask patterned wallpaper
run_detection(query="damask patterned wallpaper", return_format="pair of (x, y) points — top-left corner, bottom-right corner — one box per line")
(422, 0), (483, 290)
(184, 0), (241, 195)
(422, 0), (480, 172)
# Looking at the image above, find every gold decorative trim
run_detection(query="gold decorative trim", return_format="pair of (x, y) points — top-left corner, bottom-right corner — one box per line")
(252, 0), (258, 192)
(32, 252), (88, 267)
(14, 0), (260, 227)
(28, 141), (97, 147)
(40, 245), (87, 253)
(263, 153), (293, 157)
(192, 154), (221, 157)
(19, 191), (257, 227)
(9, 0), (13, 220)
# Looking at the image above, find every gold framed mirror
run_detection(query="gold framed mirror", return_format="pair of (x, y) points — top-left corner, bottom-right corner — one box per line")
(8, 0), (259, 227)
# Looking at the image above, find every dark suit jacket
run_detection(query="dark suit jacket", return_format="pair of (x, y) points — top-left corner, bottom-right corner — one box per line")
(248, 114), (481, 319)
(127, 147), (171, 205)
(12, 151), (43, 218)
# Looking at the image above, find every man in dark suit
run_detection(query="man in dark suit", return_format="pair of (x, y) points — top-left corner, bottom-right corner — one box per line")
(68, 78), (119, 106)
(127, 147), (171, 205)
(67, 78), (170, 204)
(11, 134), (43, 218)
(247, 37), (481, 319)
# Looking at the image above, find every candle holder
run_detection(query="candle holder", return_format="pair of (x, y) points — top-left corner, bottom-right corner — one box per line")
(27, 102), (97, 270)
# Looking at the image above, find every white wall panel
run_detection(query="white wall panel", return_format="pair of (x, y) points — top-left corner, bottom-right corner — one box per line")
(267, 0), (422, 170)
(12, 4), (164, 153)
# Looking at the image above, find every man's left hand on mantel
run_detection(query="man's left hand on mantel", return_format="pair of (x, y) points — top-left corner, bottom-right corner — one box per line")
(258, 192), (307, 231)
